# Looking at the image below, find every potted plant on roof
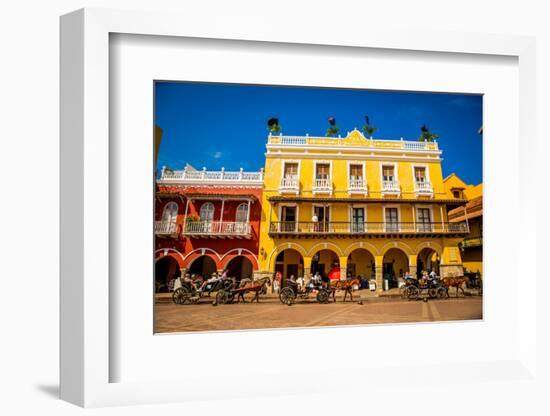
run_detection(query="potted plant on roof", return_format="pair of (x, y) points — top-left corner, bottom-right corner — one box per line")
(267, 117), (282, 134)
(418, 124), (439, 142)
(361, 115), (377, 138)
(325, 117), (339, 137)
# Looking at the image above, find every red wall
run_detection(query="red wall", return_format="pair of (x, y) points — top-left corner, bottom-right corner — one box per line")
(155, 185), (262, 271)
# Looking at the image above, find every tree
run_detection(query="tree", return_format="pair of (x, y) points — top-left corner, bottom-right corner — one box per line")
(418, 124), (439, 142)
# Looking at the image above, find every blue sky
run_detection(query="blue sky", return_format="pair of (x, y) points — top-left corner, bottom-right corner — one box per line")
(155, 82), (483, 185)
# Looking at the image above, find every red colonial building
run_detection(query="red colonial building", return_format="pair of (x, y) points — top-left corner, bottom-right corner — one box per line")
(154, 165), (263, 292)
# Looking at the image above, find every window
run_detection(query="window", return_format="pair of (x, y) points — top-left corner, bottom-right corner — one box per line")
(416, 208), (432, 232)
(382, 166), (395, 182)
(349, 164), (363, 187)
(315, 163), (330, 179)
(351, 207), (365, 232)
(236, 203), (248, 223)
(385, 207), (399, 232)
(414, 167), (426, 182)
(453, 190), (461, 199)
(199, 202), (215, 221)
(313, 206), (330, 232)
(283, 162), (298, 178)
(281, 206), (296, 232)
(161, 202), (178, 223)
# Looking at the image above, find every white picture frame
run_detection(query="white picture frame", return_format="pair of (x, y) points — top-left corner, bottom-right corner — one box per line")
(60, 8), (538, 408)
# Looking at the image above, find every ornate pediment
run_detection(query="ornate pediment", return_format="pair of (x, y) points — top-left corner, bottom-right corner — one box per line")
(342, 128), (369, 145)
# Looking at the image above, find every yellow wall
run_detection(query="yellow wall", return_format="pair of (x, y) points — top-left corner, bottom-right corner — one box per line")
(258, 131), (467, 285)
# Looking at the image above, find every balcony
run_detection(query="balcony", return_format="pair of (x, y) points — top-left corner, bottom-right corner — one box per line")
(461, 236), (483, 248)
(268, 221), (469, 237)
(348, 178), (368, 195)
(279, 176), (299, 194)
(381, 180), (400, 195)
(182, 221), (252, 239)
(155, 221), (178, 237)
(414, 181), (434, 196)
(312, 178), (332, 195)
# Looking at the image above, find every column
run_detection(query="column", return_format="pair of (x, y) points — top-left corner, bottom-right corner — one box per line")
(182, 198), (190, 233)
(408, 254), (418, 278)
(339, 256), (348, 280)
(375, 255), (384, 292)
(303, 256), (312, 279)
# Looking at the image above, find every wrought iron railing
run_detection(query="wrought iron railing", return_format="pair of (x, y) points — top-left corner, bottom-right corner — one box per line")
(268, 221), (469, 234)
(155, 221), (178, 235)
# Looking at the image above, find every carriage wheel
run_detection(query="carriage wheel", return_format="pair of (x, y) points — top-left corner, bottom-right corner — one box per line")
(407, 286), (419, 300)
(316, 289), (330, 304)
(400, 286), (409, 299)
(215, 290), (232, 305)
(279, 287), (295, 305)
(436, 287), (448, 299)
(172, 287), (190, 305)
(428, 288), (438, 298)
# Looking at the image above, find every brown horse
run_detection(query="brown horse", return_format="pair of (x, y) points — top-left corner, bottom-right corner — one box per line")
(441, 276), (467, 297)
(330, 277), (361, 302)
(236, 276), (271, 303)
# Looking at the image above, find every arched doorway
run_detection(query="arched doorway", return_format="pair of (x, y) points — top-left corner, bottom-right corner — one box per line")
(155, 256), (180, 293)
(274, 248), (304, 286)
(347, 248), (375, 282)
(225, 256), (253, 282)
(417, 247), (440, 278)
(382, 248), (409, 289)
(188, 255), (217, 279)
(311, 249), (340, 281)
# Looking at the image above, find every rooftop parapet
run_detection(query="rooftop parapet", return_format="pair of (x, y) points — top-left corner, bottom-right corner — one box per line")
(267, 129), (439, 152)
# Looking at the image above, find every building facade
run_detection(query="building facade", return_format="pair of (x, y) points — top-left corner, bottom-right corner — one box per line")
(445, 174), (483, 277)
(154, 166), (263, 292)
(256, 129), (470, 291)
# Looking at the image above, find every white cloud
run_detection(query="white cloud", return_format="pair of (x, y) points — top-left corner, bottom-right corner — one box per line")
(213, 151), (223, 159)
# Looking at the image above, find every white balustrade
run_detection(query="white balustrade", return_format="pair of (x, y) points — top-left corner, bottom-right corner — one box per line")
(269, 134), (438, 151)
(279, 176), (299, 191)
(414, 181), (434, 194)
(159, 168), (263, 184)
(183, 221), (251, 235)
(312, 178), (332, 193)
(382, 180), (400, 193)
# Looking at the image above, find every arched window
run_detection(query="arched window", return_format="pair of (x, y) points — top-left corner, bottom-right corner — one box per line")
(161, 202), (178, 222)
(199, 202), (215, 221)
(236, 203), (249, 223)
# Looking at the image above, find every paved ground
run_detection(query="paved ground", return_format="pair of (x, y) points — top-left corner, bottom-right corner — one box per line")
(154, 291), (483, 333)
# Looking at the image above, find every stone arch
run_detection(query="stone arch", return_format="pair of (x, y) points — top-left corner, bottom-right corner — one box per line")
(183, 248), (222, 270)
(413, 241), (443, 256)
(307, 242), (344, 257)
(220, 248), (259, 270)
(154, 248), (185, 268)
(379, 241), (415, 257)
(267, 243), (308, 270)
(343, 241), (380, 257)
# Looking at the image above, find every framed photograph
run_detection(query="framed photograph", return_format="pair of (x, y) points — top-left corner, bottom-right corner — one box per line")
(60, 8), (537, 408)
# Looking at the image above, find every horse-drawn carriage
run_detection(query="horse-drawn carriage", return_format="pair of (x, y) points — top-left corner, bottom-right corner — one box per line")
(215, 276), (271, 305)
(401, 277), (448, 300)
(279, 279), (332, 305)
(172, 277), (235, 305)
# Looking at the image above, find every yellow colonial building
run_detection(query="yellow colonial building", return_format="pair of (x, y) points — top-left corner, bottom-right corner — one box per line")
(256, 129), (470, 291)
